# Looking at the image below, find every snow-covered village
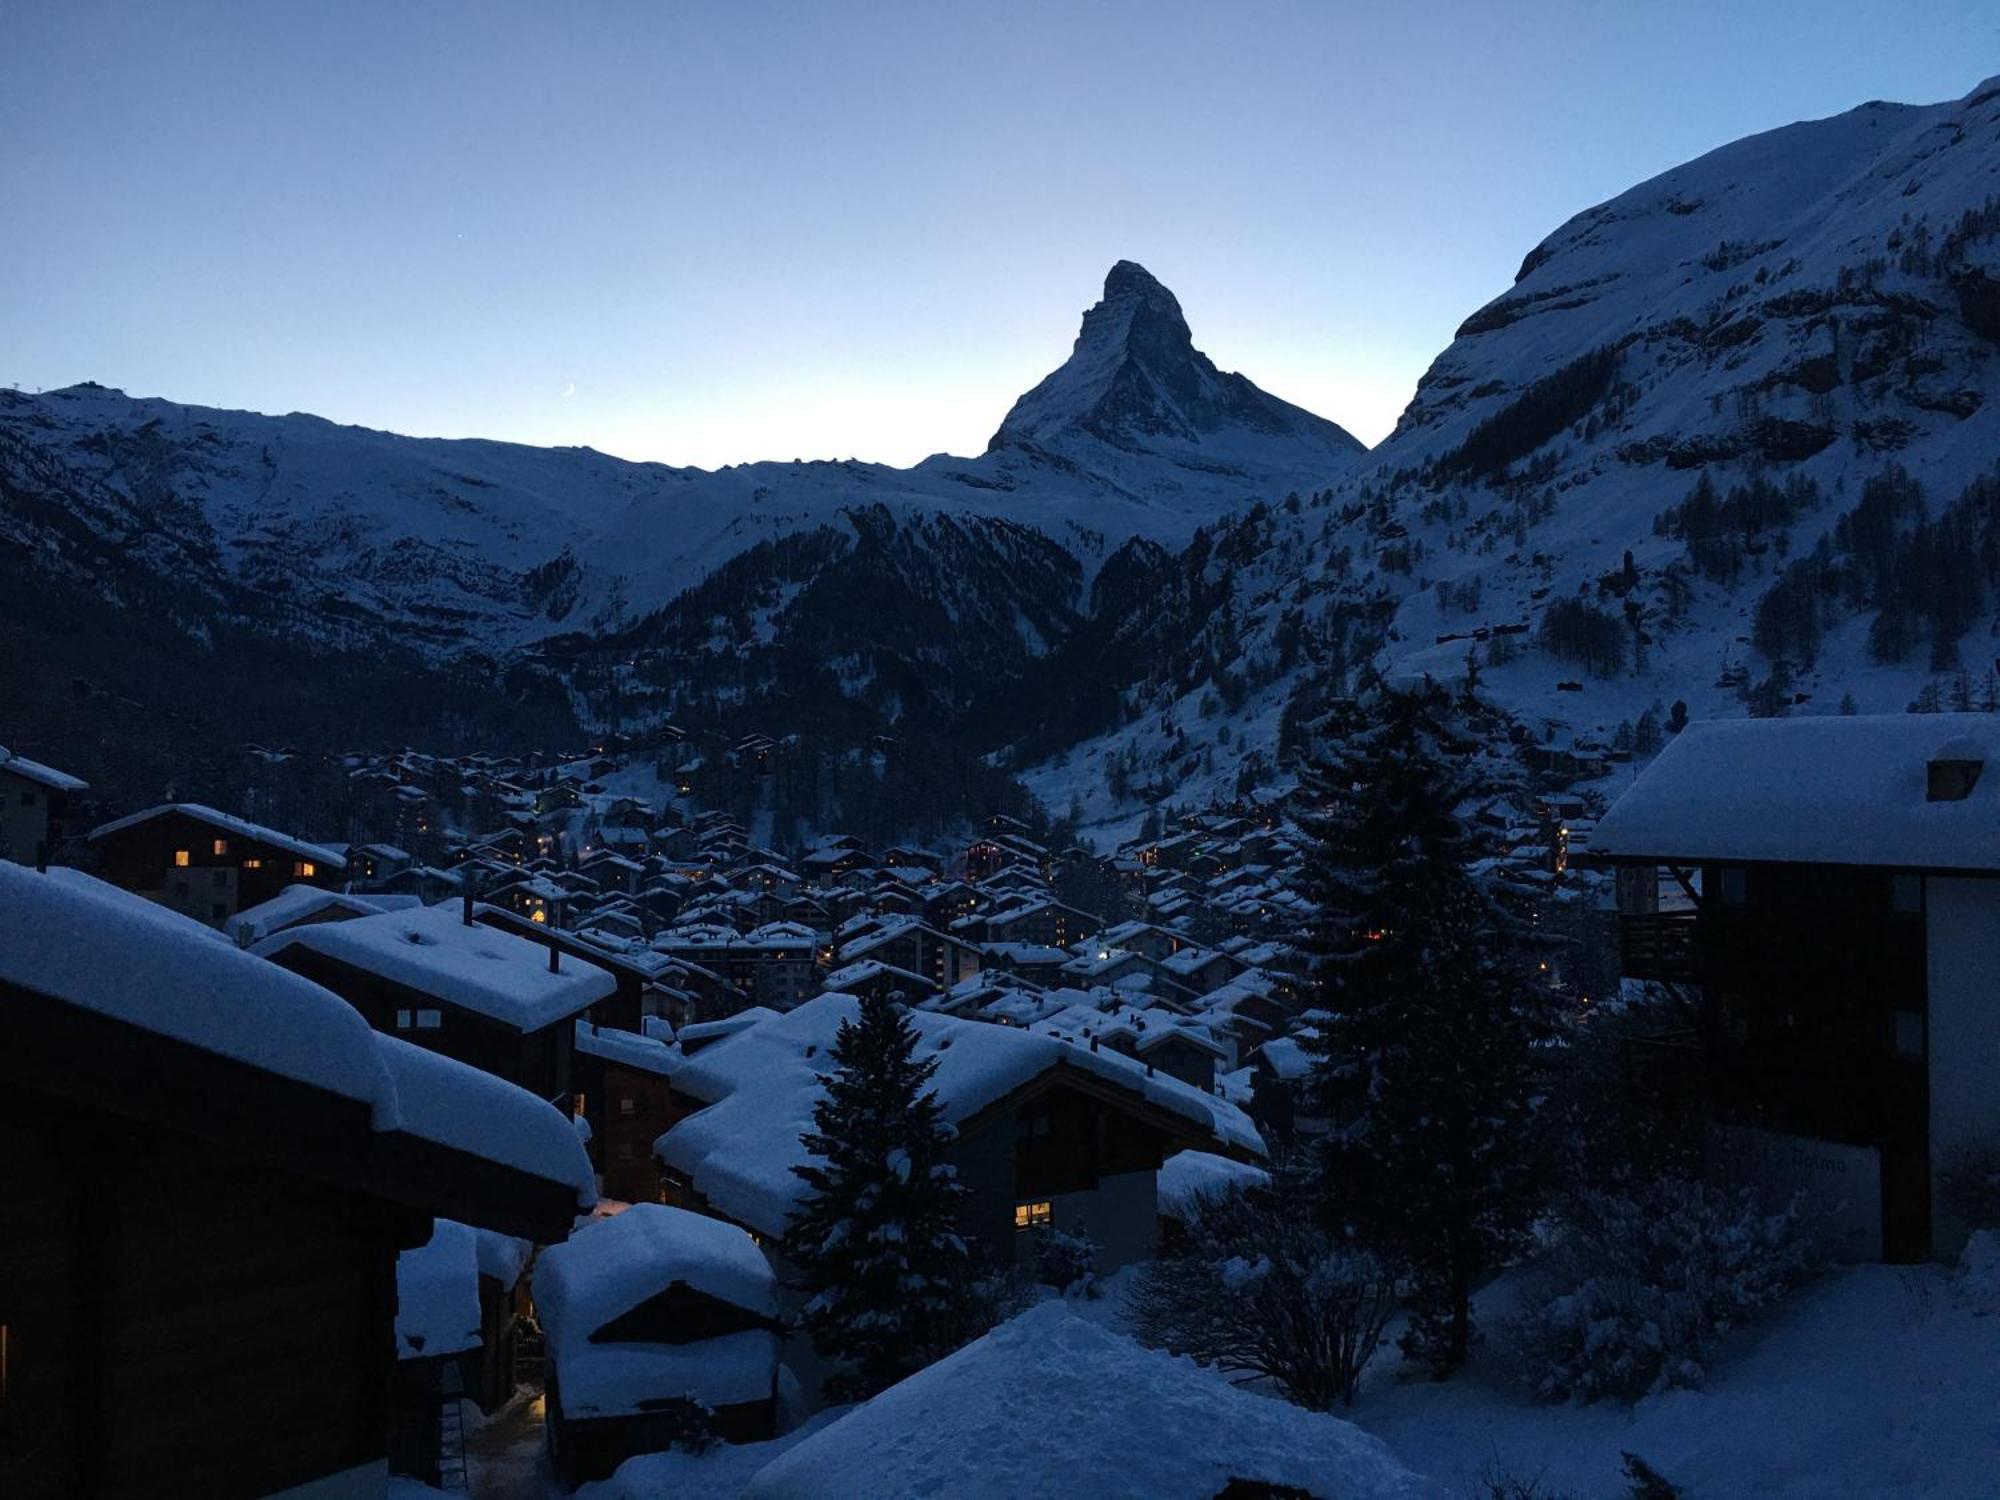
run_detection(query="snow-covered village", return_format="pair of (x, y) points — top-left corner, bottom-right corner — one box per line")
(5, 8), (2000, 1499)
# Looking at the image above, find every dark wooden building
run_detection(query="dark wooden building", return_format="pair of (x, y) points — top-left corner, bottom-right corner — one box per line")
(256, 900), (617, 1112)
(0, 745), (87, 867)
(533, 1204), (781, 1486)
(0, 862), (593, 1500)
(1592, 715), (2000, 1263)
(88, 802), (345, 927)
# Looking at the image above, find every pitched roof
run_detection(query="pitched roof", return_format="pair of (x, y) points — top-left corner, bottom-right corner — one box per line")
(255, 901), (616, 1030)
(0, 745), (87, 793)
(1592, 714), (2000, 871)
(0, 863), (594, 1228)
(534, 1202), (778, 1353)
(657, 994), (1262, 1238)
(89, 801), (347, 869)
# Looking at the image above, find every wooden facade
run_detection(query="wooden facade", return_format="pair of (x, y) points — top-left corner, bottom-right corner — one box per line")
(0, 978), (579, 1500)
(267, 945), (581, 1111)
(546, 1281), (779, 1487)
(89, 807), (342, 927)
(0, 1090), (407, 1499)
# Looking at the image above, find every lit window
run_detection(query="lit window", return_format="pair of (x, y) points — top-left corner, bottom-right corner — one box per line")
(212, 838), (228, 856)
(173, 849), (190, 868)
(242, 858), (262, 870)
(531, 907), (548, 923)
(296, 860), (316, 878)
(1014, 1200), (1053, 1231)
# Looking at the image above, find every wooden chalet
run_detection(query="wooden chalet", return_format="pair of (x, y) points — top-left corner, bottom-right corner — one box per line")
(0, 745), (87, 867)
(1592, 715), (2000, 1263)
(571, 1021), (695, 1204)
(534, 1205), (782, 1486)
(655, 996), (1265, 1277)
(255, 898), (617, 1113)
(88, 802), (345, 928)
(0, 863), (593, 1500)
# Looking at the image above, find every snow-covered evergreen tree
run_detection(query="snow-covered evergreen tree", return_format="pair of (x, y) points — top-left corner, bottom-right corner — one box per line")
(786, 990), (975, 1399)
(1297, 681), (1562, 1377)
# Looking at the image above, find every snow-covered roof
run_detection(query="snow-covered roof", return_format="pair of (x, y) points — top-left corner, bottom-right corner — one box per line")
(1592, 715), (2000, 871)
(742, 1304), (1428, 1500)
(0, 863), (596, 1212)
(374, 1036), (597, 1208)
(0, 744), (87, 793)
(657, 993), (1263, 1238)
(534, 1203), (778, 1353)
(88, 801), (346, 869)
(224, 883), (392, 947)
(255, 902), (616, 1030)
(1157, 1149), (1271, 1218)
(574, 1019), (683, 1078)
(396, 1219), (482, 1360)
(2, 863), (392, 1120)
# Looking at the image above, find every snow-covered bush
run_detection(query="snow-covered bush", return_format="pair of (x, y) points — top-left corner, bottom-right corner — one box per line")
(1032, 1225), (1102, 1299)
(1509, 1177), (1822, 1403)
(1129, 1185), (1397, 1409)
(643, 1397), (717, 1454)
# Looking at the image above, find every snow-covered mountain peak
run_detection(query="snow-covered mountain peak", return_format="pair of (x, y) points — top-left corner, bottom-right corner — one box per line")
(988, 262), (1364, 466)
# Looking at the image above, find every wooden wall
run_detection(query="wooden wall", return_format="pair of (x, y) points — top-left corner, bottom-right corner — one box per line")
(0, 1091), (408, 1499)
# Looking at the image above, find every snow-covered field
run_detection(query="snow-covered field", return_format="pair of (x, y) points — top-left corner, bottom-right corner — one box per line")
(565, 1248), (1998, 1499)
(1352, 1259), (2000, 1499)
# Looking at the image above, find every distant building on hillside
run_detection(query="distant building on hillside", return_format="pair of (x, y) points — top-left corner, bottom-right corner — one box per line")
(0, 745), (87, 866)
(1593, 714), (2000, 1263)
(88, 801), (344, 926)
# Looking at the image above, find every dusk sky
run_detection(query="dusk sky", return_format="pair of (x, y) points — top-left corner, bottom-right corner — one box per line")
(4, 1), (1994, 469)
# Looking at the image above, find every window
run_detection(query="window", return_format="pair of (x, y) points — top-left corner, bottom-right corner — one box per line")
(618, 1096), (636, 1116)
(415, 1009), (442, 1030)
(173, 849), (190, 868)
(212, 838), (229, 856)
(395, 1009), (413, 1029)
(241, 858), (262, 870)
(1013, 1200), (1052, 1231)
(295, 860), (316, 878)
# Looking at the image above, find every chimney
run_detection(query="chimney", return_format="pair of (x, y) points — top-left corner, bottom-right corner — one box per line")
(548, 935), (561, 975)
(462, 869), (477, 927)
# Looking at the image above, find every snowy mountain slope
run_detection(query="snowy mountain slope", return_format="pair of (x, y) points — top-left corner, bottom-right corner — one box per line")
(0, 263), (1361, 658)
(1023, 74), (2000, 831)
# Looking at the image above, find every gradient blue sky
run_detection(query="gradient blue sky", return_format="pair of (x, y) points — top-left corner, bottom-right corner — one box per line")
(4, 2), (1994, 468)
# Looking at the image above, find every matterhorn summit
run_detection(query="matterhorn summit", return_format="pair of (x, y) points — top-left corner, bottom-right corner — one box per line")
(989, 260), (1364, 465)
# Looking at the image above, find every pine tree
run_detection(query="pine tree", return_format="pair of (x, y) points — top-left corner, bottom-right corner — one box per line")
(787, 992), (975, 1399)
(1296, 683), (1562, 1378)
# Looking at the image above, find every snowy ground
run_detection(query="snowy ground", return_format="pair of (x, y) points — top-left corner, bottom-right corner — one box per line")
(1348, 1261), (2000, 1500)
(574, 1257), (1996, 1499)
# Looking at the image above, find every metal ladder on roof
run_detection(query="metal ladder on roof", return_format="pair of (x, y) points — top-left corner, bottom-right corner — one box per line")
(436, 1364), (471, 1493)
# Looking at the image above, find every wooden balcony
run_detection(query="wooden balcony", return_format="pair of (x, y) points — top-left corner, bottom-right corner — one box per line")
(1619, 910), (1699, 982)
